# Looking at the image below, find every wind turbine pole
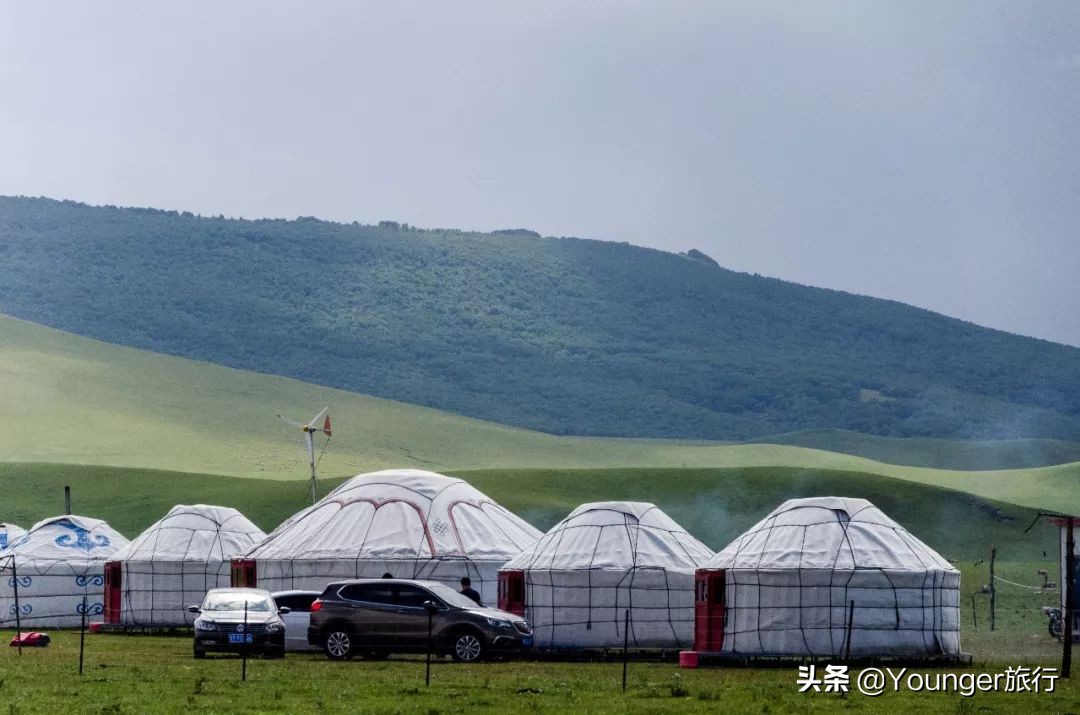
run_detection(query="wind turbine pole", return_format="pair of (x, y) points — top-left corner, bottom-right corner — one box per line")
(307, 428), (317, 506)
(279, 406), (329, 508)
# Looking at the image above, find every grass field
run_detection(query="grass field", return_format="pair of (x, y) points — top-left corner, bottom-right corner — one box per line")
(3, 313), (1080, 515)
(0, 617), (1071, 715)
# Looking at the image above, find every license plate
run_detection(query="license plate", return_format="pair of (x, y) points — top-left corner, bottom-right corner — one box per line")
(228, 634), (254, 644)
(522, 637), (533, 647)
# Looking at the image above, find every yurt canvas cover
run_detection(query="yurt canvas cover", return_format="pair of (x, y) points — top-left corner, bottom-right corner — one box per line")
(0, 523), (26, 550)
(239, 469), (542, 604)
(110, 505), (266, 626)
(500, 502), (713, 650)
(0, 515), (128, 627)
(704, 497), (960, 657)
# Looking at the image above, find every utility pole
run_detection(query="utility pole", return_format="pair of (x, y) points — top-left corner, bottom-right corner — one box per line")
(989, 546), (996, 631)
(1064, 518), (1074, 678)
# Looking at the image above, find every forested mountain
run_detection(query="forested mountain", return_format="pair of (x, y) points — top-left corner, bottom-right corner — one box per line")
(1, 196), (1078, 441)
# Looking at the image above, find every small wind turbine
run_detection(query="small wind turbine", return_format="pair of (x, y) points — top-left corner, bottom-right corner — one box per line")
(278, 406), (332, 505)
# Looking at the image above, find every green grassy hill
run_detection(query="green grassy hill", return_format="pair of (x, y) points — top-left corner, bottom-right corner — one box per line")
(2, 196), (1079, 442)
(752, 428), (1080, 470)
(0, 463), (1056, 563)
(3, 313), (1080, 514)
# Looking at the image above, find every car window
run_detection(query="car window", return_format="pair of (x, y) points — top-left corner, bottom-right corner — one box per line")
(339, 584), (395, 604)
(202, 592), (273, 612)
(395, 585), (435, 609)
(425, 583), (483, 609)
(274, 594), (316, 612)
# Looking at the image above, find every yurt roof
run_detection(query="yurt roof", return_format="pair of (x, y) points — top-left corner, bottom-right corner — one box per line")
(113, 505), (266, 562)
(706, 496), (956, 572)
(6, 515), (128, 561)
(502, 501), (713, 571)
(246, 469), (542, 561)
(0, 523), (26, 550)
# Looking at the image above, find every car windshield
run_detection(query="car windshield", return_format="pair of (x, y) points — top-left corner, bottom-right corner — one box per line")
(424, 582), (486, 610)
(202, 592), (273, 612)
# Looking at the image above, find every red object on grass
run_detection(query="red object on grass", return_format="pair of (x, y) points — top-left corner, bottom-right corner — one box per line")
(10, 632), (50, 647)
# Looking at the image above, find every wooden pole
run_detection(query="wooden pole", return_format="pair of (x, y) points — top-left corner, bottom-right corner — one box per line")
(989, 546), (996, 631)
(79, 595), (87, 675)
(12, 558), (22, 656)
(425, 607), (433, 687)
(64, 485), (71, 515)
(242, 600), (249, 682)
(621, 609), (630, 692)
(844, 600), (855, 661)
(1063, 518), (1074, 678)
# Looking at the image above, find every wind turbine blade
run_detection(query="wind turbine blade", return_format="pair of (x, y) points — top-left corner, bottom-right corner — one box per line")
(277, 414), (304, 429)
(305, 431), (315, 462)
(308, 406), (328, 426)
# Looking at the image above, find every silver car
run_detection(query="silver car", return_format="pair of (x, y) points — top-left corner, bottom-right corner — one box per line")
(189, 588), (288, 659)
(272, 590), (322, 652)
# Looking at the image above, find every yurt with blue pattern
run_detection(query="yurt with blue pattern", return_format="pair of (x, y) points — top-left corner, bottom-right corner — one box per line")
(0, 515), (128, 627)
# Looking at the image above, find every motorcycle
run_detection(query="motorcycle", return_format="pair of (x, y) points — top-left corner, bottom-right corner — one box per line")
(1043, 607), (1064, 639)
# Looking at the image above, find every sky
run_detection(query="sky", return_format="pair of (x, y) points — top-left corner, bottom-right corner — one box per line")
(2, 1), (1078, 346)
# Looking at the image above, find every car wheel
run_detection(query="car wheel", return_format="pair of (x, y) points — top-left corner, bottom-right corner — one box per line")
(270, 646), (286, 659)
(451, 631), (484, 663)
(193, 646), (206, 660)
(324, 629), (354, 660)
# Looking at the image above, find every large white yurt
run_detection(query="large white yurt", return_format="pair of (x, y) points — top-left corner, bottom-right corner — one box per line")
(105, 505), (266, 627)
(234, 469), (542, 605)
(694, 497), (960, 658)
(499, 501), (714, 650)
(0, 515), (128, 628)
(0, 523), (26, 550)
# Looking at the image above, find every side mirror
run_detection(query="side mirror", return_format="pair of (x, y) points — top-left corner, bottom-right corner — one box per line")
(278, 606), (291, 615)
(422, 600), (439, 614)
(187, 605), (201, 614)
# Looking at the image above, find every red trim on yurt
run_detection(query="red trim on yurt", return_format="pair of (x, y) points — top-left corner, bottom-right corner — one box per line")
(498, 570), (526, 616)
(230, 558), (257, 588)
(693, 569), (725, 652)
(103, 561), (122, 625)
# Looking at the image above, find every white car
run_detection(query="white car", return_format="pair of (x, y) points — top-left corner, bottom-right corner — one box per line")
(272, 590), (322, 652)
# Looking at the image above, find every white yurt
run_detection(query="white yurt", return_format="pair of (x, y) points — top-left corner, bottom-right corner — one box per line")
(235, 469), (542, 605)
(0, 515), (128, 627)
(697, 497), (960, 658)
(499, 502), (714, 650)
(105, 505), (266, 627)
(0, 523), (26, 550)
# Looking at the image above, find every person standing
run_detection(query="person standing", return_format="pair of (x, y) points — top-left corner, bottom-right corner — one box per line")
(459, 576), (482, 606)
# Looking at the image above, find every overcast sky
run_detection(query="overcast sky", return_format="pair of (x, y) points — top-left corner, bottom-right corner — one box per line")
(2, 1), (1078, 346)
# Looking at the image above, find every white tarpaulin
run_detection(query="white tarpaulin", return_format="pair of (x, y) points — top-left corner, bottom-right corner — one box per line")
(0, 523), (26, 550)
(706, 496), (961, 657)
(243, 469), (542, 603)
(0, 515), (128, 627)
(501, 501), (713, 650)
(111, 505), (266, 626)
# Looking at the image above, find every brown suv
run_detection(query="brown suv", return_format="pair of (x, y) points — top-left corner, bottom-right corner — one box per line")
(307, 578), (532, 662)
